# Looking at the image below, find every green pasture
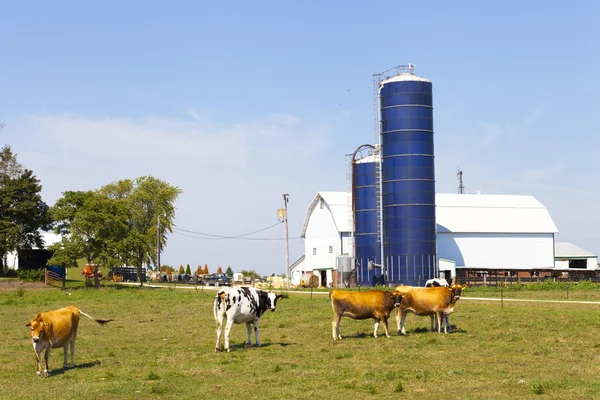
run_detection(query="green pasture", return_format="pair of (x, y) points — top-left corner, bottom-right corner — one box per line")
(2, 285), (600, 400)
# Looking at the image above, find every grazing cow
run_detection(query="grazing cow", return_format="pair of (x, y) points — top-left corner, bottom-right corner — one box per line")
(395, 284), (466, 335)
(214, 287), (284, 352)
(329, 290), (404, 340)
(25, 305), (112, 377)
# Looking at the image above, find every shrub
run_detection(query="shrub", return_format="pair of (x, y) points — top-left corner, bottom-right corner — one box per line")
(17, 269), (44, 282)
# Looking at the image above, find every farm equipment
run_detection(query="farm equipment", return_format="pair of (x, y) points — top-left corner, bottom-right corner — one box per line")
(82, 264), (102, 279)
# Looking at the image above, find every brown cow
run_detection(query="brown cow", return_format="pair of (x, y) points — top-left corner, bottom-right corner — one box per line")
(25, 305), (112, 377)
(395, 284), (466, 335)
(330, 290), (403, 340)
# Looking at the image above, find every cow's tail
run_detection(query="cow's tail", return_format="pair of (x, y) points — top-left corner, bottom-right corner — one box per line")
(78, 309), (113, 325)
(213, 290), (225, 325)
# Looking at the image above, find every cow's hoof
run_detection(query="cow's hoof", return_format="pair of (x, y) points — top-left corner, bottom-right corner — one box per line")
(44, 371), (49, 377)
(244, 343), (251, 348)
(226, 348), (231, 353)
(215, 348), (221, 353)
(36, 371), (41, 376)
(257, 344), (262, 347)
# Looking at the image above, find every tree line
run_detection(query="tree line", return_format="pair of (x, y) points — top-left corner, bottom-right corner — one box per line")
(0, 145), (181, 288)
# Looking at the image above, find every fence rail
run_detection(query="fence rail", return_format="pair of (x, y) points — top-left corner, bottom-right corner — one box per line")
(45, 266), (66, 289)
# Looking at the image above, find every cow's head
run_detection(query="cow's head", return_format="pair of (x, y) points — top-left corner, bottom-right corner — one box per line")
(266, 293), (285, 312)
(389, 290), (403, 307)
(450, 284), (467, 300)
(25, 317), (49, 344)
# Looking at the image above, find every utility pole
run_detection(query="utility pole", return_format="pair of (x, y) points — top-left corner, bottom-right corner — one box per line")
(282, 194), (290, 290)
(156, 214), (161, 278)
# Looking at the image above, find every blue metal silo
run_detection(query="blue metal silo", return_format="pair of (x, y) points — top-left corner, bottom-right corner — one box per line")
(352, 146), (382, 286)
(379, 70), (437, 286)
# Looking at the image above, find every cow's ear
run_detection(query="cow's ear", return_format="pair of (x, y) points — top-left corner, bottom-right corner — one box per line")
(25, 322), (31, 327)
(461, 284), (467, 289)
(276, 294), (285, 300)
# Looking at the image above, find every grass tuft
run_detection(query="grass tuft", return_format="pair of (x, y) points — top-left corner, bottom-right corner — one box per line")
(145, 371), (160, 381)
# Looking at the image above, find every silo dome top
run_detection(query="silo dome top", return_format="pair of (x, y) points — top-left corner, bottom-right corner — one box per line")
(380, 73), (431, 85)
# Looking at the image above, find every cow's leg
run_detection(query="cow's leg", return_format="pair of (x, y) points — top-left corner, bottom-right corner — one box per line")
(445, 314), (451, 331)
(63, 344), (68, 368)
(396, 308), (402, 334)
(400, 311), (407, 335)
(382, 316), (391, 338)
(33, 344), (42, 376)
(70, 337), (76, 368)
(245, 322), (252, 347)
(224, 318), (234, 352)
(373, 319), (379, 338)
(332, 313), (343, 340)
(215, 317), (223, 352)
(43, 348), (50, 377)
(254, 318), (261, 347)
(429, 315), (435, 332)
(436, 311), (443, 334)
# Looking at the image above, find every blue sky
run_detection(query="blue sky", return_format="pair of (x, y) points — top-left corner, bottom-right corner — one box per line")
(2, 1), (599, 275)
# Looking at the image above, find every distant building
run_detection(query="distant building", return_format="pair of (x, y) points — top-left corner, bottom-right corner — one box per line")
(554, 242), (598, 271)
(4, 231), (61, 271)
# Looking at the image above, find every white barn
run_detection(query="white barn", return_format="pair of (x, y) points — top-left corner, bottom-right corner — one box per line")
(296, 192), (353, 287)
(436, 193), (558, 271)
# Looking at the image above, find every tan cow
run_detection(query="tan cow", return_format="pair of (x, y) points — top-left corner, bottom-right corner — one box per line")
(395, 284), (466, 335)
(25, 305), (112, 377)
(330, 290), (403, 340)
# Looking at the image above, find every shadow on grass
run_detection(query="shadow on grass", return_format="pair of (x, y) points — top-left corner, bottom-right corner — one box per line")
(49, 361), (101, 376)
(401, 326), (468, 335)
(222, 342), (295, 352)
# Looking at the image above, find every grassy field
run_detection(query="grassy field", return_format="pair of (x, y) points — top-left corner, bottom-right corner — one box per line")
(2, 284), (600, 400)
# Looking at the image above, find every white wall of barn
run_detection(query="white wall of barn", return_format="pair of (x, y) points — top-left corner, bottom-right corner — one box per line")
(437, 233), (555, 269)
(303, 202), (343, 276)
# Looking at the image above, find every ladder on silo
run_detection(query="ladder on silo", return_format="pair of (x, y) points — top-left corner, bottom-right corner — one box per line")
(345, 154), (354, 257)
(375, 155), (382, 244)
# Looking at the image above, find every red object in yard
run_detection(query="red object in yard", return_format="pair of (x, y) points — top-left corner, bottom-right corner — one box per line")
(82, 264), (103, 278)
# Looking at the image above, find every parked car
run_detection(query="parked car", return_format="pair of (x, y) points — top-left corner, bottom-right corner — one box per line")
(203, 273), (232, 287)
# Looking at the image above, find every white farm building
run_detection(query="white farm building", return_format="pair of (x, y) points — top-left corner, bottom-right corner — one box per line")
(291, 192), (352, 287)
(292, 191), (597, 287)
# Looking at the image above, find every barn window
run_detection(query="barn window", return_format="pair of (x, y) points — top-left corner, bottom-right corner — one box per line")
(313, 248), (317, 255)
(329, 246), (333, 253)
(569, 259), (587, 269)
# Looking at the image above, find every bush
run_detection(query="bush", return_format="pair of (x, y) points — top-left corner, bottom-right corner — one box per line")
(17, 269), (44, 282)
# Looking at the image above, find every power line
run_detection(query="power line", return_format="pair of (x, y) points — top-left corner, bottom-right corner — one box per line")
(172, 221), (283, 240)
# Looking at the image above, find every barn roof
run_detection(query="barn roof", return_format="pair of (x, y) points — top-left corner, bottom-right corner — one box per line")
(300, 192), (558, 237)
(555, 242), (596, 258)
(436, 193), (558, 234)
(300, 192), (351, 238)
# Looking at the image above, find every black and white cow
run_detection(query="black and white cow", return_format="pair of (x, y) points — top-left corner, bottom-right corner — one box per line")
(213, 287), (284, 352)
(425, 278), (450, 288)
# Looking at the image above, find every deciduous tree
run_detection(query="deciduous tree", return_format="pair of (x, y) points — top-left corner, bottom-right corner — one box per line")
(0, 146), (52, 273)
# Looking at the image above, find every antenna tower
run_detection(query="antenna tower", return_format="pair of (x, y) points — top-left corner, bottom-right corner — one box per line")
(457, 168), (465, 194)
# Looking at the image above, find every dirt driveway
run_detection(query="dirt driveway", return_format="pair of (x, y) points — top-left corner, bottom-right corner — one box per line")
(0, 280), (50, 291)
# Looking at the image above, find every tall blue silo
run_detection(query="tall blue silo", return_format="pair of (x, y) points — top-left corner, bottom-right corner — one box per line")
(380, 72), (437, 286)
(352, 150), (382, 286)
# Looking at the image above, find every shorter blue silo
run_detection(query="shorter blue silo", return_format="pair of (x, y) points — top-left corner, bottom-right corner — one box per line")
(353, 150), (383, 286)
